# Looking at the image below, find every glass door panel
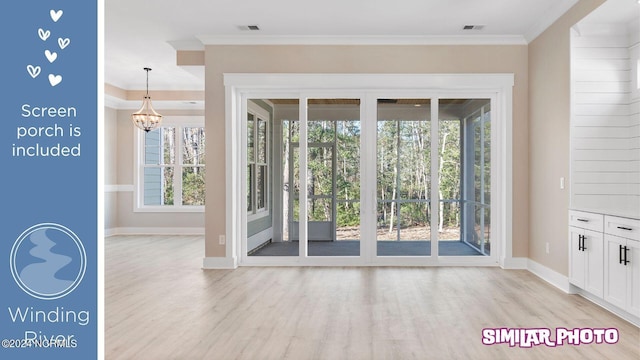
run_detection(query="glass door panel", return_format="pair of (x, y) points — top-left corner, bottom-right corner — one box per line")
(282, 115), (300, 251)
(472, 104), (491, 256)
(308, 99), (361, 256)
(439, 99), (491, 256)
(376, 99), (431, 256)
(335, 120), (361, 242)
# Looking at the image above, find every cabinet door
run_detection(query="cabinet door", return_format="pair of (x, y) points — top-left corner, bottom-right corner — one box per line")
(604, 234), (627, 309)
(569, 227), (585, 288)
(627, 240), (640, 317)
(584, 229), (604, 297)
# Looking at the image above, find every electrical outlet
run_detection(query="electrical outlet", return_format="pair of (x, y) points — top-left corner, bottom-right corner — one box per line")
(546, 242), (550, 254)
(219, 235), (226, 245)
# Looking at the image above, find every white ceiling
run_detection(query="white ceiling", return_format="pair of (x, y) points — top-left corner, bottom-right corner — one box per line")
(580, 0), (639, 23)
(105, 0), (637, 92)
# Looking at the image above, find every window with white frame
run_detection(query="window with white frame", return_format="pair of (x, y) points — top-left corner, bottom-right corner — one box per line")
(138, 117), (205, 211)
(247, 102), (270, 218)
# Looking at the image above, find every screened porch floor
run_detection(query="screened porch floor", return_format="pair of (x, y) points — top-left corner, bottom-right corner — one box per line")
(249, 240), (484, 257)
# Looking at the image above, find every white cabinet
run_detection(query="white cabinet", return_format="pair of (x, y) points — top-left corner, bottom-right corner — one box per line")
(629, 241), (640, 317)
(569, 210), (604, 232)
(568, 210), (640, 320)
(603, 216), (640, 317)
(569, 227), (603, 297)
(568, 210), (604, 298)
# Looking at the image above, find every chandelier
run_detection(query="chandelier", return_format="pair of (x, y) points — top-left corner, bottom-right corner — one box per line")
(131, 67), (162, 132)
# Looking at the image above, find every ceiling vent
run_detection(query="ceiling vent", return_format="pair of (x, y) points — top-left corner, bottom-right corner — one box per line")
(238, 25), (261, 31)
(463, 25), (485, 30)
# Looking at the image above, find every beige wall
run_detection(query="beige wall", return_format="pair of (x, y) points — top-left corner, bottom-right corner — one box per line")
(105, 107), (118, 230)
(528, 0), (605, 275)
(104, 107), (205, 233)
(204, 44), (529, 257)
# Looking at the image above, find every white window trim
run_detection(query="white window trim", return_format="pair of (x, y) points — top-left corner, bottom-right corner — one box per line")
(134, 116), (205, 213)
(222, 74), (514, 268)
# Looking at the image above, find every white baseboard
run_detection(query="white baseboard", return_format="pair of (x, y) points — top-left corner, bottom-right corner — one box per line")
(104, 227), (205, 236)
(203, 256), (238, 269)
(248, 227), (273, 252)
(526, 259), (571, 293)
(501, 256), (528, 269)
(104, 184), (134, 192)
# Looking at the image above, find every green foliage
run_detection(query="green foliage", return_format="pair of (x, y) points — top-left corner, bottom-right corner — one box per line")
(182, 167), (206, 205)
(279, 105), (491, 240)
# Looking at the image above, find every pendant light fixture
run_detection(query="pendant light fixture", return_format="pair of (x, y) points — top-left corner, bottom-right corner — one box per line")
(131, 67), (162, 132)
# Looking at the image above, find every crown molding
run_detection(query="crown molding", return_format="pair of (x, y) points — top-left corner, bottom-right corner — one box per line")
(196, 34), (528, 46)
(105, 94), (204, 111)
(104, 83), (204, 110)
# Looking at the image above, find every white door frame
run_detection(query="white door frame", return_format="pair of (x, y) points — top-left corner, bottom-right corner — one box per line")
(224, 73), (514, 267)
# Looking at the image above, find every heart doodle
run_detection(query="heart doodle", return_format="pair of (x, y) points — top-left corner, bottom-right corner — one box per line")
(48, 74), (62, 87)
(38, 28), (50, 41)
(45, 50), (58, 63)
(27, 65), (41, 79)
(50, 9), (63, 22)
(58, 37), (70, 50)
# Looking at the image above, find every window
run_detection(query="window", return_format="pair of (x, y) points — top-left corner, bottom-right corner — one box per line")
(247, 102), (270, 218)
(137, 117), (205, 211)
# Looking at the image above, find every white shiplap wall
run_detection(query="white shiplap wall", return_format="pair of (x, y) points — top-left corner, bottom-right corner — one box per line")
(570, 21), (640, 218)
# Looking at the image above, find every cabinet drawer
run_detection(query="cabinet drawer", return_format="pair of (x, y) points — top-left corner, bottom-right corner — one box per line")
(569, 210), (604, 232)
(604, 215), (640, 241)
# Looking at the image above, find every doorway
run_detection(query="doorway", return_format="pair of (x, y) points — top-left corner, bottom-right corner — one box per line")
(227, 74), (513, 266)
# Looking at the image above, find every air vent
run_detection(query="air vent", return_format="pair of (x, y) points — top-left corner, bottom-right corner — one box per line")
(238, 25), (261, 31)
(463, 25), (485, 30)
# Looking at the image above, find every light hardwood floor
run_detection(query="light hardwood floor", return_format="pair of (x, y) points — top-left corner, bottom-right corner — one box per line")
(105, 235), (640, 359)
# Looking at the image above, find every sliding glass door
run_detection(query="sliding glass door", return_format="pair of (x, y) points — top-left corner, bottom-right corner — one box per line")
(376, 99), (432, 256)
(438, 99), (491, 257)
(306, 99), (361, 257)
(459, 100), (491, 257)
(241, 94), (495, 264)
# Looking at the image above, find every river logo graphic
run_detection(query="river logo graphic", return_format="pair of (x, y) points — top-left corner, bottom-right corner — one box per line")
(10, 223), (86, 300)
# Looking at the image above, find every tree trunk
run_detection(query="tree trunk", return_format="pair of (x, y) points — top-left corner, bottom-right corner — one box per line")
(438, 131), (448, 232)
